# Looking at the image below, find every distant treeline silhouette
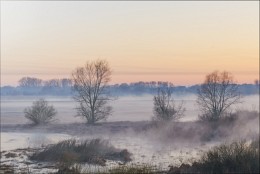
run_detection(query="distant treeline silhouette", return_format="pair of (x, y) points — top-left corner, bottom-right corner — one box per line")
(0, 77), (259, 96)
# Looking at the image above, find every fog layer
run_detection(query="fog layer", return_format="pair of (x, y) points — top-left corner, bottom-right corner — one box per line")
(1, 95), (259, 124)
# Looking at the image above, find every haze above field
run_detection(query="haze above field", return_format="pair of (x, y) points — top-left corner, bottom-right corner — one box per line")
(1, 1), (259, 86)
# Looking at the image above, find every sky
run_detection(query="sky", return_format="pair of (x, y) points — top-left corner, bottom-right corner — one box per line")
(1, 1), (259, 86)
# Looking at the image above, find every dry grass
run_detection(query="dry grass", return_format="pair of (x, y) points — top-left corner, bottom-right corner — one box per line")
(30, 139), (132, 166)
(54, 164), (164, 174)
(167, 139), (259, 174)
(106, 164), (161, 174)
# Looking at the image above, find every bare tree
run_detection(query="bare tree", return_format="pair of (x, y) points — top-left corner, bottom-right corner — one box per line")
(197, 71), (242, 121)
(72, 60), (112, 124)
(24, 98), (57, 125)
(19, 77), (42, 87)
(61, 78), (72, 88)
(153, 85), (185, 122)
(44, 79), (61, 88)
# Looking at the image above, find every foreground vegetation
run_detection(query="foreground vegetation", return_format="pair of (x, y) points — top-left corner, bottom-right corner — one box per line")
(1, 110), (258, 173)
(197, 140), (259, 173)
(61, 140), (258, 174)
(167, 139), (259, 174)
(1, 138), (258, 174)
(56, 164), (162, 174)
(30, 139), (131, 166)
(28, 139), (260, 174)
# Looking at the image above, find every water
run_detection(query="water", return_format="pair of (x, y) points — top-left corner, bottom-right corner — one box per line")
(0, 132), (213, 171)
(1, 95), (259, 124)
(0, 132), (70, 151)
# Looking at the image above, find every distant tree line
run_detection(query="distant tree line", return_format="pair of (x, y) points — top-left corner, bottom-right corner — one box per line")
(0, 77), (259, 96)
(1, 77), (73, 96)
(18, 77), (73, 88)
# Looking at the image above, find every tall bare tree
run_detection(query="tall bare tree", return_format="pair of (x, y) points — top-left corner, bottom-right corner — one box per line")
(153, 84), (185, 122)
(72, 60), (112, 124)
(197, 71), (242, 121)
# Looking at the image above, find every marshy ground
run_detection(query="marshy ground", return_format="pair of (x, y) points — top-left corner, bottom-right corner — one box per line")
(1, 110), (259, 173)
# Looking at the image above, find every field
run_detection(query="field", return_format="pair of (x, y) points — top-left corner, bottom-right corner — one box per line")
(1, 95), (259, 173)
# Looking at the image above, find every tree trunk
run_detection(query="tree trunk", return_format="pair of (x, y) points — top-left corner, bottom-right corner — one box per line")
(91, 109), (95, 124)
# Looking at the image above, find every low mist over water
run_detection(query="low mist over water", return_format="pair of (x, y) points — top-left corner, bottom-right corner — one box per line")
(1, 95), (259, 124)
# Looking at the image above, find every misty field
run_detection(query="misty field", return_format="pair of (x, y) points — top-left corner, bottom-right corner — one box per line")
(1, 95), (259, 173)
(1, 95), (259, 124)
(2, 0), (259, 173)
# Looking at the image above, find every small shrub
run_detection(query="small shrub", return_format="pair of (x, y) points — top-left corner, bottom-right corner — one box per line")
(24, 98), (57, 125)
(168, 140), (259, 174)
(30, 139), (132, 166)
(195, 140), (259, 173)
(153, 86), (185, 122)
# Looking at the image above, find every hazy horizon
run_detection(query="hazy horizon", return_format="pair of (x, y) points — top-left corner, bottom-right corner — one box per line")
(1, 1), (259, 86)
(0, 76), (259, 88)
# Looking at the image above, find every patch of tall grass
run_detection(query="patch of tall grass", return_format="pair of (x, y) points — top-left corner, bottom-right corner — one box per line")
(197, 140), (259, 174)
(168, 139), (259, 174)
(30, 139), (131, 166)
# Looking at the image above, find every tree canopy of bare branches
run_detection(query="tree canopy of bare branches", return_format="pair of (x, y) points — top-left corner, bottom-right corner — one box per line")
(72, 60), (112, 124)
(153, 85), (185, 122)
(197, 71), (242, 121)
(24, 98), (57, 125)
(19, 77), (43, 87)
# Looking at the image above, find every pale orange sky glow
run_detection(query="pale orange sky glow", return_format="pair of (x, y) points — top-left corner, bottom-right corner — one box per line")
(1, 1), (259, 86)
